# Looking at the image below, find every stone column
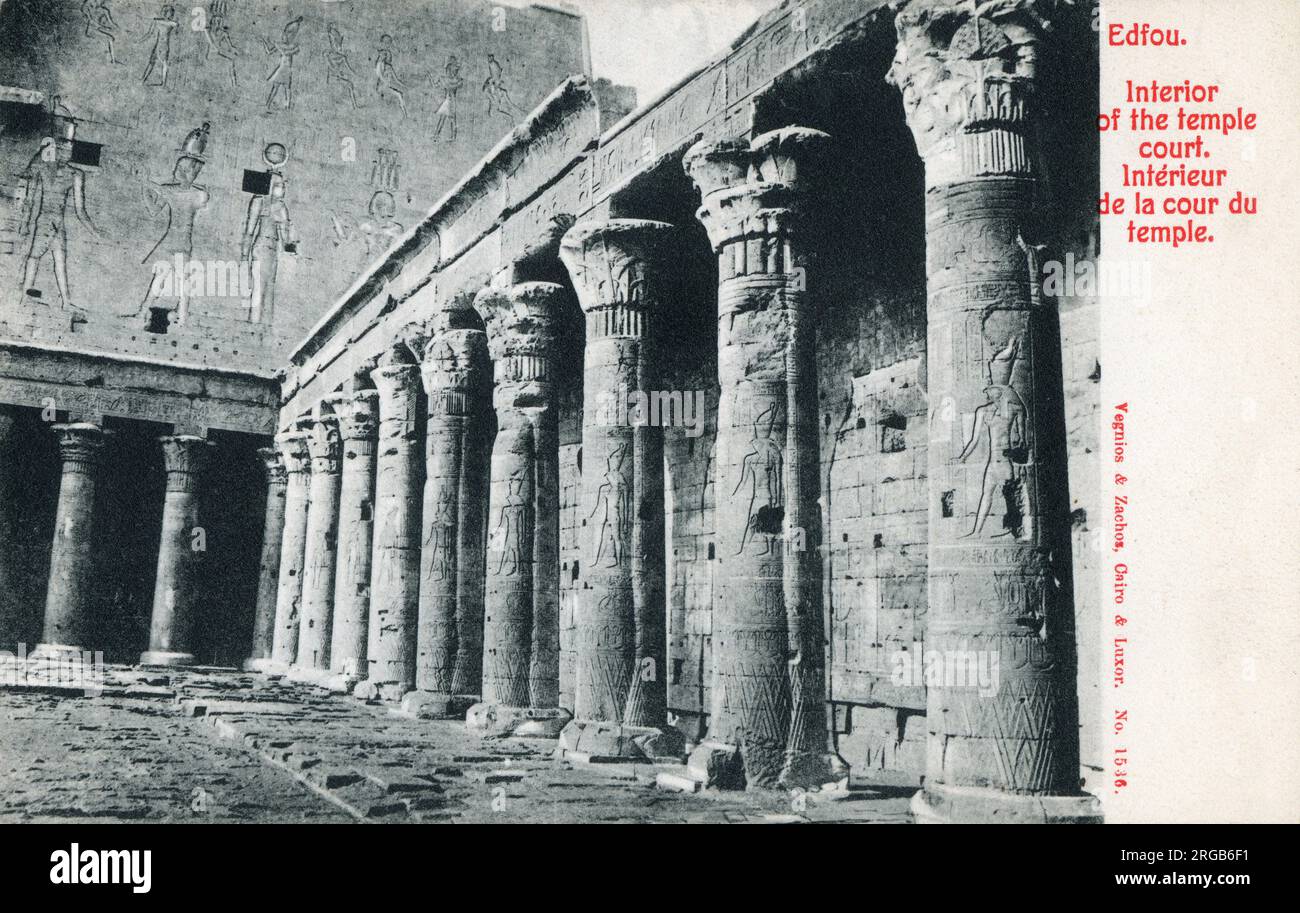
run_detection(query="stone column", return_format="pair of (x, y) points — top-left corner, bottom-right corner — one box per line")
(327, 389), (379, 688)
(36, 423), (107, 658)
(270, 430), (311, 670)
(410, 313), (490, 717)
(0, 405), (21, 651)
(888, 0), (1100, 823)
(556, 219), (684, 761)
(291, 406), (342, 678)
(141, 435), (214, 666)
(365, 347), (422, 700)
(466, 282), (571, 738)
(684, 128), (841, 789)
(245, 447), (287, 672)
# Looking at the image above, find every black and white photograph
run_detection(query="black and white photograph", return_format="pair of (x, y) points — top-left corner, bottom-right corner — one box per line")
(0, 0), (1293, 871)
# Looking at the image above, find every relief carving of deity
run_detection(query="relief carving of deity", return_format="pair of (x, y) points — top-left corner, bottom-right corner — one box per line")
(260, 16), (303, 112)
(424, 486), (457, 583)
(589, 441), (632, 569)
(16, 129), (103, 321)
(733, 400), (784, 556)
(140, 4), (179, 88)
(492, 475), (528, 577)
(81, 0), (120, 65)
(958, 336), (1033, 540)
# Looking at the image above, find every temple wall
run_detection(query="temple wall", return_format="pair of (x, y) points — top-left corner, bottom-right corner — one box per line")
(0, 0), (586, 370)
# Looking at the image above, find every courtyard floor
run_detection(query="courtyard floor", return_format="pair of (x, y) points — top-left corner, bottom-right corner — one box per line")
(0, 662), (912, 824)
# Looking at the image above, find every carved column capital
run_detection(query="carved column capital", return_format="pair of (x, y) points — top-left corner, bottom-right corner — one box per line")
(370, 362), (422, 402)
(684, 127), (830, 251)
(275, 430), (311, 477)
(476, 282), (564, 412)
(421, 326), (489, 417)
(258, 447), (288, 488)
(52, 423), (108, 473)
(159, 435), (214, 494)
(887, 0), (1049, 185)
(328, 390), (380, 443)
(559, 219), (676, 338)
(305, 409), (342, 475)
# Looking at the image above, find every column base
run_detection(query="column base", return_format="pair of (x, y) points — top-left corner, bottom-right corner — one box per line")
(780, 748), (851, 791)
(351, 679), (413, 703)
(557, 719), (687, 762)
(399, 691), (479, 720)
(685, 741), (747, 790)
(685, 740), (849, 791)
(140, 650), (197, 667)
(465, 703), (572, 739)
(911, 783), (1105, 824)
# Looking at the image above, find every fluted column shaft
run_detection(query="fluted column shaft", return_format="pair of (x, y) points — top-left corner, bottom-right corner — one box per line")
(417, 325), (490, 697)
(476, 283), (564, 711)
(295, 410), (342, 672)
(142, 435), (214, 665)
(246, 448), (287, 669)
(271, 431), (311, 667)
(367, 360), (422, 696)
(685, 128), (835, 788)
(560, 220), (673, 729)
(38, 423), (107, 654)
(328, 390), (379, 680)
(889, 0), (1097, 823)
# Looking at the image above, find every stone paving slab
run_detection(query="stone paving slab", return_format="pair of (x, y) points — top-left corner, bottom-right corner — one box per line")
(0, 663), (913, 824)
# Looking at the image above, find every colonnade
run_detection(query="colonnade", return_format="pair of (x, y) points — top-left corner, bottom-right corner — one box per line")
(9, 0), (1100, 817)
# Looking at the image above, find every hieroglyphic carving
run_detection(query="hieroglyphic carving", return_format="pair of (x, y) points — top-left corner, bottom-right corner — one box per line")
(203, 2), (241, 90)
(482, 53), (520, 122)
(331, 190), (404, 268)
(240, 143), (296, 325)
(15, 122), (103, 321)
(325, 24), (361, 108)
(432, 55), (465, 141)
(81, 0), (120, 65)
(374, 34), (409, 118)
(370, 149), (400, 191)
(260, 16), (303, 112)
(733, 399), (784, 556)
(957, 335), (1033, 540)
(137, 124), (211, 328)
(141, 4), (179, 88)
